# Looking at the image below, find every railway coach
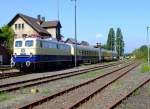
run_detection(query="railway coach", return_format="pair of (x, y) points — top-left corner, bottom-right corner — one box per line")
(69, 44), (100, 64)
(11, 36), (118, 72)
(101, 49), (118, 61)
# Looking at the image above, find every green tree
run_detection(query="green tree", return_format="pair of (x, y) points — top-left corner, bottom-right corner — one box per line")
(0, 28), (6, 44)
(101, 44), (107, 49)
(106, 28), (115, 51)
(116, 28), (124, 57)
(0, 25), (14, 54)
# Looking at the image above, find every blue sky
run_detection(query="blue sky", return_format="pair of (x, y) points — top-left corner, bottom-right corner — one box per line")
(0, 0), (150, 53)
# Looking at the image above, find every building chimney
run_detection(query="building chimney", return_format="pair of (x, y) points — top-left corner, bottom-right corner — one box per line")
(37, 15), (41, 21)
(42, 17), (45, 22)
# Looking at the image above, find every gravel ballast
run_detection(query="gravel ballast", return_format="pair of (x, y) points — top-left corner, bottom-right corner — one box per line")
(0, 62), (117, 86)
(77, 64), (150, 109)
(32, 63), (135, 109)
(0, 62), (125, 109)
(115, 78), (150, 109)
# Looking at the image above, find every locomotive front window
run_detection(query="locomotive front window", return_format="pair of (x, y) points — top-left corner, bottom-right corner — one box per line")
(15, 41), (22, 47)
(25, 40), (33, 47)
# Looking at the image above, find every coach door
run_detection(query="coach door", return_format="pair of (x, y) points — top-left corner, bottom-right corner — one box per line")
(0, 55), (3, 65)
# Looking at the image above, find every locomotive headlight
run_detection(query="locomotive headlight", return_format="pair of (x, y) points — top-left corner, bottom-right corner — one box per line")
(30, 53), (33, 58)
(26, 61), (31, 67)
(21, 49), (25, 53)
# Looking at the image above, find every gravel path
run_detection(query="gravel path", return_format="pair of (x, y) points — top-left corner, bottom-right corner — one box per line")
(77, 64), (150, 109)
(0, 62), (126, 109)
(115, 79), (150, 109)
(0, 69), (19, 74)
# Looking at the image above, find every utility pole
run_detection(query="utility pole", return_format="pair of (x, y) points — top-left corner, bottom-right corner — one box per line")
(96, 43), (101, 62)
(71, 0), (77, 67)
(111, 36), (113, 51)
(147, 26), (150, 67)
(119, 37), (120, 59)
(57, 0), (60, 20)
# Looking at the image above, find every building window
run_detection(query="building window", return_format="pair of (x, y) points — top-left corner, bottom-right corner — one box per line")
(15, 24), (17, 30)
(22, 24), (24, 29)
(18, 24), (21, 30)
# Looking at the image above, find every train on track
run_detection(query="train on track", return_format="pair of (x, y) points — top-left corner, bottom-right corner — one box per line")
(11, 36), (118, 71)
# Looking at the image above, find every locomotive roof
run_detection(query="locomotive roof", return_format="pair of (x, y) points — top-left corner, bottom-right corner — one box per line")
(101, 49), (117, 53)
(14, 37), (101, 50)
(14, 37), (69, 45)
(67, 43), (99, 51)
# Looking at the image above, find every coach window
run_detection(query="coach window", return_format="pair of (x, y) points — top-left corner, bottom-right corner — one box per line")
(78, 50), (80, 55)
(84, 51), (85, 55)
(79, 50), (82, 55)
(25, 40), (33, 47)
(39, 41), (43, 48)
(15, 41), (22, 47)
(82, 51), (84, 56)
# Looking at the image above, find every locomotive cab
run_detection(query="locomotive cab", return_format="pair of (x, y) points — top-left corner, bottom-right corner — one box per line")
(11, 38), (37, 71)
(12, 37), (72, 72)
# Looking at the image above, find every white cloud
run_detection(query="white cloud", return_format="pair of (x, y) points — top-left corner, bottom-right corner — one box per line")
(96, 33), (102, 38)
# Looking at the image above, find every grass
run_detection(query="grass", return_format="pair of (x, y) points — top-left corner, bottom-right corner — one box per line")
(140, 63), (150, 73)
(79, 61), (116, 67)
(19, 87), (29, 94)
(43, 89), (50, 94)
(0, 92), (11, 102)
(77, 61), (121, 79)
(132, 90), (140, 96)
(148, 85), (150, 96)
(114, 81), (123, 88)
(110, 81), (124, 91)
(78, 70), (102, 79)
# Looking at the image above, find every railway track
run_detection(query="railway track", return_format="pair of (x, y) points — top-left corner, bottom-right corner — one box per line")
(0, 62), (121, 80)
(0, 66), (20, 79)
(17, 61), (138, 109)
(109, 76), (150, 109)
(0, 71), (21, 79)
(0, 61), (125, 93)
(0, 63), (104, 80)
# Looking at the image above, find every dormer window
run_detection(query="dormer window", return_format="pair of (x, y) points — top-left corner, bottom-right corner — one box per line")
(18, 24), (21, 30)
(15, 24), (24, 30)
(22, 24), (24, 29)
(15, 24), (17, 30)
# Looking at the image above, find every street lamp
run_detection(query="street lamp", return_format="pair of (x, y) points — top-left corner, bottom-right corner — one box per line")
(71, 0), (77, 67)
(147, 26), (150, 66)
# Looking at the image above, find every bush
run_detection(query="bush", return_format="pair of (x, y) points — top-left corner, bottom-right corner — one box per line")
(140, 63), (150, 73)
(133, 45), (148, 59)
